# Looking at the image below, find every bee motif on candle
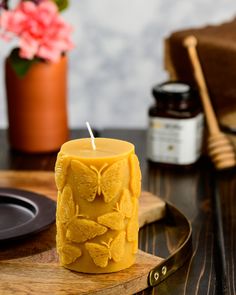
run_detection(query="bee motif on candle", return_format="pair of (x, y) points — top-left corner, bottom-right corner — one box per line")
(85, 231), (126, 268)
(71, 158), (129, 203)
(97, 189), (133, 230)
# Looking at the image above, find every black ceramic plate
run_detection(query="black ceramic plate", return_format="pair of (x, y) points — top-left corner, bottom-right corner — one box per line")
(0, 188), (56, 242)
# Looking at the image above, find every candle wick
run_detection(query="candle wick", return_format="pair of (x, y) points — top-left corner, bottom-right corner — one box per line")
(86, 121), (96, 150)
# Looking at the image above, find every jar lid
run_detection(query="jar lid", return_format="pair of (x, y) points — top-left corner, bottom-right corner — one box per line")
(152, 81), (194, 101)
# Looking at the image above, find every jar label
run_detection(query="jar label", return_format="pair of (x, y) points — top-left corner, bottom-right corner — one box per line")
(147, 114), (204, 165)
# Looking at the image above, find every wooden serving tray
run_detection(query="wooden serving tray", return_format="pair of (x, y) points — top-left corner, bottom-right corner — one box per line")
(0, 171), (168, 295)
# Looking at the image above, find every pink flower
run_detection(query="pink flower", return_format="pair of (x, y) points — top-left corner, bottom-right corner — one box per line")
(0, 0), (73, 62)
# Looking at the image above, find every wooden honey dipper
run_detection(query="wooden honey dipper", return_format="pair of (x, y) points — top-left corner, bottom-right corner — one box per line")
(183, 35), (236, 170)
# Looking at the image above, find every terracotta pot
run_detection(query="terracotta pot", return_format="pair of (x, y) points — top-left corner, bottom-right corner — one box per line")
(5, 55), (69, 153)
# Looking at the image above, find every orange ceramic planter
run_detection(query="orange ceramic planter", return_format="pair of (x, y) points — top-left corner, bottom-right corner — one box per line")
(5, 55), (69, 153)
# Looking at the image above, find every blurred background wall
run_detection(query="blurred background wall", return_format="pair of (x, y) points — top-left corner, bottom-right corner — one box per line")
(0, 0), (236, 129)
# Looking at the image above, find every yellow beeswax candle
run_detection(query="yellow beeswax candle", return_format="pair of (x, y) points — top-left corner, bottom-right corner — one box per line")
(55, 138), (142, 273)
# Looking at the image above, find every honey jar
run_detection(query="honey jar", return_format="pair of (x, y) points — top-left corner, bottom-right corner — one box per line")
(147, 81), (204, 165)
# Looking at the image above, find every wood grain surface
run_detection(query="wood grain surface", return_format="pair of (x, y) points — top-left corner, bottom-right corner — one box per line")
(0, 171), (166, 295)
(0, 129), (235, 295)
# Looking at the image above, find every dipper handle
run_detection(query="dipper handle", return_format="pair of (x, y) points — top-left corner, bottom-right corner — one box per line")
(183, 35), (236, 170)
(183, 36), (220, 135)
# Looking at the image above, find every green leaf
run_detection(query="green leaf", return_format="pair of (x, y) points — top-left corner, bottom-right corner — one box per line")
(9, 49), (40, 78)
(54, 0), (69, 11)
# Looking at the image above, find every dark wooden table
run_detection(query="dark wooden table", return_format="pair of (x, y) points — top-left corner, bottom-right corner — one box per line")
(0, 129), (235, 295)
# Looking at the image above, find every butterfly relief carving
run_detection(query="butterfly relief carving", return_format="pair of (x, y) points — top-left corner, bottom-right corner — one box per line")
(85, 231), (126, 268)
(71, 158), (128, 203)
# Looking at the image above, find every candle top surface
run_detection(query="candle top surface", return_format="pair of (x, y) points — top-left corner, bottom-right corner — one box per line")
(61, 138), (134, 159)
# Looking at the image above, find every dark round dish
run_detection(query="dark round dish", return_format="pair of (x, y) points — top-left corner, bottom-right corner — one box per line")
(0, 188), (56, 242)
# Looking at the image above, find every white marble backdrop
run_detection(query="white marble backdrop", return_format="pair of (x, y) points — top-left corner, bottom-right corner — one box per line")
(0, 0), (236, 129)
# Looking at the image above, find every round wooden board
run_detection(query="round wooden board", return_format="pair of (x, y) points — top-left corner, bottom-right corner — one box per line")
(0, 171), (166, 295)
